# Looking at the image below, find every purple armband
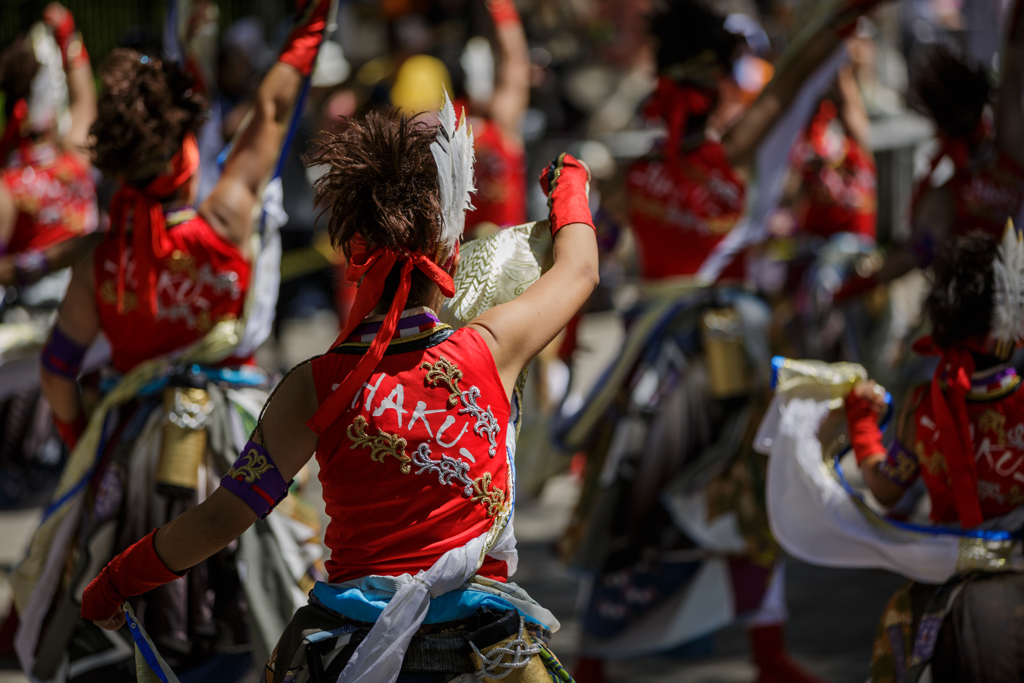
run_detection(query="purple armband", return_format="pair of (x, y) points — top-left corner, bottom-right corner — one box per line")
(877, 438), (920, 487)
(14, 249), (49, 285)
(220, 440), (291, 519)
(40, 325), (86, 380)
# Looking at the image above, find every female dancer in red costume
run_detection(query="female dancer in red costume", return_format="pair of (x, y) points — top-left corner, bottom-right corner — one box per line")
(561, 1), (883, 681)
(462, 0), (530, 235)
(847, 227), (1024, 680)
(80, 99), (598, 680)
(838, 1), (1024, 299)
(0, 3), (97, 287)
(9, 1), (334, 680)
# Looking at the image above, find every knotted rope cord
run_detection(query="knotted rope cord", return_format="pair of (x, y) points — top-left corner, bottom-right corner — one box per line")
(469, 616), (543, 680)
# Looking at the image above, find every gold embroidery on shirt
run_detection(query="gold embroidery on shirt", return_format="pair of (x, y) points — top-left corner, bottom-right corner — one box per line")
(918, 442), (948, 477)
(99, 280), (138, 313)
(348, 415), (412, 474)
(879, 447), (919, 485)
(168, 250), (198, 280)
(978, 410), (1007, 444)
(471, 472), (506, 518)
(421, 356), (464, 407)
(227, 447), (274, 482)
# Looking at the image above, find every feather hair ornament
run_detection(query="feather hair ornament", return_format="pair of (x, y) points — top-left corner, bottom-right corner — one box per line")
(991, 219), (1024, 359)
(431, 89), (476, 260)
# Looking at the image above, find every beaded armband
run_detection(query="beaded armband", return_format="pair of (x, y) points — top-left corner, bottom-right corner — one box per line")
(877, 439), (920, 487)
(41, 325), (86, 380)
(220, 441), (291, 519)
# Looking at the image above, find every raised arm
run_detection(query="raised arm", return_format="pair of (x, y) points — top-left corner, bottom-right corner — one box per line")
(846, 380), (911, 507)
(83, 363), (321, 630)
(722, 2), (880, 171)
(484, 0), (530, 146)
(996, 0), (1024, 168)
(43, 3), (96, 165)
(0, 232), (102, 287)
(469, 154), (599, 396)
(836, 62), (872, 155)
(199, 0), (332, 247)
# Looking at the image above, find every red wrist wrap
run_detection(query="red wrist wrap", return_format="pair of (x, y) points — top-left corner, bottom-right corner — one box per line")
(540, 153), (594, 236)
(846, 392), (885, 465)
(53, 412), (87, 451)
(279, 0), (331, 77)
(45, 8), (87, 70)
(487, 0), (521, 26)
(81, 530), (184, 622)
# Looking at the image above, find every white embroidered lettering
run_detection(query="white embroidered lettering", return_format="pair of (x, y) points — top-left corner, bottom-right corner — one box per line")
(459, 447), (476, 463)
(436, 415), (469, 448)
(351, 374), (386, 411)
(374, 384), (408, 427)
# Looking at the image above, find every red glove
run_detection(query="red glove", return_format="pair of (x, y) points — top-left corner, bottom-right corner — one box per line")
(43, 3), (88, 69)
(540, 153), (594, 236)
(279, 0), (332, 77)
(487, 0), (521, 26)
(846, 389), (885, 465)
(81, 530), (184, 622)
(53, 412), (87, 451)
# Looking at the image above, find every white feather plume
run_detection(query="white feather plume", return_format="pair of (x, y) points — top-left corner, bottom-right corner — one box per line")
(431, 89), (475, 260)
(992, 220), (1024, 355)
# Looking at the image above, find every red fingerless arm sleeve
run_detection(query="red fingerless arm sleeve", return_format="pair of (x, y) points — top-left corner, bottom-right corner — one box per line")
(81, 530), (184, 622)
(540, 153), (595, 236)
(846, 392), (885, 465)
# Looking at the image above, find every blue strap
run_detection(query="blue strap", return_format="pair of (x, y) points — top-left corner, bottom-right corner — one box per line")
(125, 606), (173, 683)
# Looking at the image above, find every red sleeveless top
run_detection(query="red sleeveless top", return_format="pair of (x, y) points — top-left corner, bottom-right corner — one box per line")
(884, 371), (1024, 523)
(948, 146), (1024, 239)
(626, 140), (747, 281)
(3, 145), (96, 253)
(93, 211), (250, 373)
(467, 118), (527, 230)
(311, 325), (512, 584)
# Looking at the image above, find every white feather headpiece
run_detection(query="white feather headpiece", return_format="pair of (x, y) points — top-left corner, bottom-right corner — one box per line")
(991, 220), (1024, 358)
(430, 89), (475, 260)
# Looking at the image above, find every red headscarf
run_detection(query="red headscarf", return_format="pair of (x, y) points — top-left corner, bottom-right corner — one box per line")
(909, 119), (989, 217)
(912, 335), (987, 528)
(645, 77), (717, 170)
(107, 133), (199, 315)
(305, 242), (457, 435)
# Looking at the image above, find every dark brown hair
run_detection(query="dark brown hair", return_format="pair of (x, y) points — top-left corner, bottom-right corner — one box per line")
(306, 109), (444, 306)
(306, 108), (441, 257)
(913, 43), (990, 140)
(0, 36), (40, 120)
(652, 0), (741, 77)
(91, 49), (206, 184)
(926, 231), (996, 349)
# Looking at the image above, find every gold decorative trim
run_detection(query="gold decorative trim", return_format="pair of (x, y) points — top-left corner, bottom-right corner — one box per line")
(956, 538), (1017, 573)
(471, 472), (506, 518)
(347, 415), (412, 474)
(227, 447), (274, 483)
(421, 356), (464, 407)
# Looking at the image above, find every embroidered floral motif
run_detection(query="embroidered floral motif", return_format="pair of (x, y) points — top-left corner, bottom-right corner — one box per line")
(168, 250), (198, 279)
(99, 280), (138, 312)
(878, 444), (920, 486)
(227, 448), (274, 483)
(413, 444), (474, 495)
(917, 442), (948, 477)
(978, 410), (1007, 444)
(458, 386), (500, 457)
(471, 472), (506, 518)
(421, 356), (464, 406)
(348, 415), (412, 474)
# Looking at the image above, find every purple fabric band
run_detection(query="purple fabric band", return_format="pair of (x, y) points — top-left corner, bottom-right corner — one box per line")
(219, 440), (291, 519)
(40, 324), (86, 380)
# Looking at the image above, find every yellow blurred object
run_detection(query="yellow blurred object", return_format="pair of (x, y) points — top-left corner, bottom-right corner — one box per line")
(390, 55), (453, 114)
(157, 387), (211, 493)
(701, 307), (752, 398)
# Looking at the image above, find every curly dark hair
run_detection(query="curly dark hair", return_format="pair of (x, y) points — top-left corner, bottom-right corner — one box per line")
(651, 0), (741, 77)
(913, 43), (990, 140)
(91, 49), (206, 184)
(926, 231), (997, 349)
(0, 36), (40, 120)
